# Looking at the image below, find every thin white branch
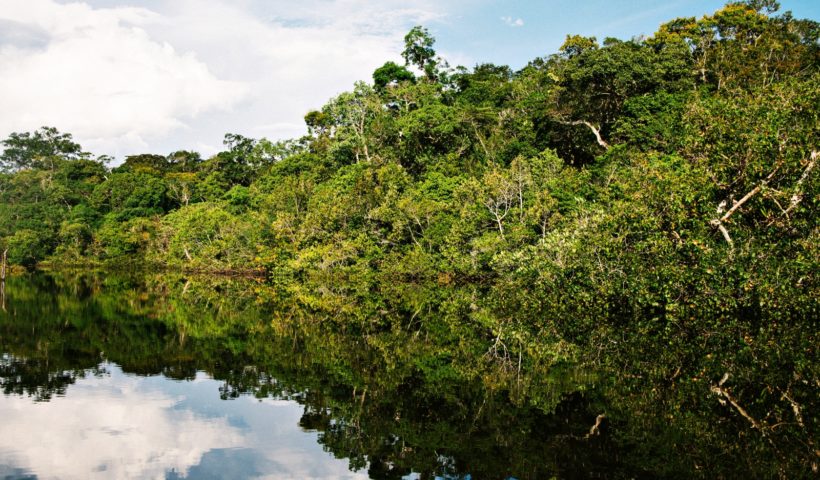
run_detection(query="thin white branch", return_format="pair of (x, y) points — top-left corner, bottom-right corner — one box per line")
(711, 164), (781, 250)
(783, 150), (817, 216)
(711, 374), (766, 435)
(556, 119), (610, 149)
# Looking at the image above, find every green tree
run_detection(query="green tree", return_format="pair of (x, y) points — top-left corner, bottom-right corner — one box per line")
(4, 228), (52, 266)
(373, 61), (416, 91)
(0, 127), (87, 171)
(91, 172), (169, 220)
(402, 26), (438, 81)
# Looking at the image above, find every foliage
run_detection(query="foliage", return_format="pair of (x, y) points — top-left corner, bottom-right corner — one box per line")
(402, 25), (439, 80)
(372, 61), (415, 90)
(0, 126), (88, 171)
(0, 4), (817, 474)
(0, 271), (816, 478)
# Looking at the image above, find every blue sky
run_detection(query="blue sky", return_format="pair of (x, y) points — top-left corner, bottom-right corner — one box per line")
(434, 0), (820, 68)
(1, 0), (818, 159)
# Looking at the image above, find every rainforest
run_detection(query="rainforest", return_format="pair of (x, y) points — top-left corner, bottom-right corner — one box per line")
(0, 1), (817, 478)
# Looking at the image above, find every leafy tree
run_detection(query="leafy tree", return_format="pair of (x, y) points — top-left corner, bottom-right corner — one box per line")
(5, 228), (52, 266)
(116, 154), (170, 175)
(373, 61), (415, 91)
(402, 26), (439, 81)
(167, 150), (202, 172)
(305, 110), (332, 137)
(93, 215), (158, 258)
(558, 34), (598, 58)
(156, 203), (261, 269)
(0, 127), (87, 171)
(91, 172), (169, 220)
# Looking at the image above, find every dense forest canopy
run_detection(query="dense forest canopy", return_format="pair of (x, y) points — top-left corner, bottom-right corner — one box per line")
(1, 0), (817, 303)
(1, 0), (817, 305)
(0, 0), (818, 475)
(1, 0), (815, 275)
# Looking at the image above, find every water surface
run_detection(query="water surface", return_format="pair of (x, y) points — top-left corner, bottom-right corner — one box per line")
(0, 271), (813, 478)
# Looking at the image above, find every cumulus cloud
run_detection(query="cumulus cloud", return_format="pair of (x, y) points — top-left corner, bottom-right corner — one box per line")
(0, 0), (450, 158)
(0, 369), (244, 479)
(0, 0), (246, 158)
(0, 19), (50, 50)
(501, 16), (524, 27)
(136, 0), (448, 153)
(0, 365), (371, 479)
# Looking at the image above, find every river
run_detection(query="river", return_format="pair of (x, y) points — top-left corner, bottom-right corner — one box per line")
(0, 271), (814, 478)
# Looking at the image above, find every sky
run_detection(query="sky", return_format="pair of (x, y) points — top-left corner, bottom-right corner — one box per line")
(1, 0), (818, 160)
(0, 364), (371, 479)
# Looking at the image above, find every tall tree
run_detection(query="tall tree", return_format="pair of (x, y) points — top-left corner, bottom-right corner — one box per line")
(402, 26), (439, 81)
(0, 127), (87, 172)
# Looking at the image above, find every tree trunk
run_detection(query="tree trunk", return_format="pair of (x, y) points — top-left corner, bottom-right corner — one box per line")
(1, 249), (6, 312)
(1, 248), (6, 282)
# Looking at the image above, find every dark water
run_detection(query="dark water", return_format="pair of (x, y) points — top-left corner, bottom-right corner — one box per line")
(0, 271), (815, 479)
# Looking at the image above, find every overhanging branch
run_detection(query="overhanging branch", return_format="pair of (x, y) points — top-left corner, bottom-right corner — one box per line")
(556, 119), (610, 149)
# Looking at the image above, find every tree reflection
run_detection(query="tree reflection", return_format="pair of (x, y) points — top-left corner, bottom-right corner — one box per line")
(0, 271), (815, 478)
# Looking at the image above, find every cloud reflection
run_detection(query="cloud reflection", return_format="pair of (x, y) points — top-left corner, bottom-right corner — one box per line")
(0, 364), (372, 479)
(0, 366), (243, 480)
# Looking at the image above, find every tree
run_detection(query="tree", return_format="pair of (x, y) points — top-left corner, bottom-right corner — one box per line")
(322, 82), (380, 163)
(559, 35), (598, 59)
(91, 172), (169, 219)
(480, 169), (517, 238)
(373, 61), (416, 91)
(546, 35), (691, 161)
(452, 63), (513, 107)
(165, 172), (198, 207)
(0, 127), (86, 172)
(4, 229), (52, 266)
(116, 154), (170, 174)
(199, 134), (259, 186)
(158, 203), (260, 269)
(402, 26), (438, 81)
(305, 110), (332, 137)
(167, 150), (202, 173)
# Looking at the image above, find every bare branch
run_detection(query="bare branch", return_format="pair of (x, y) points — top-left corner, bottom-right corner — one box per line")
(711, 374), (766, 435)
(710, 219), (734, 250)
(585, 414), (607, 438)
(555, 119), (610, 149)
(783, 150), (817, 217)
(720, 184), (763, 223)
(578, 121), (610, 149)
(710, 164), (781, 250)
(779, 389), (805, 428)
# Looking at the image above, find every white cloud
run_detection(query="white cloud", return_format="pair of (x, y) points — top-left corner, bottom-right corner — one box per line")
(501, 16), (524, 27)
(0, 0), (246, 158)
(139, 0), (447, 149)
(0, 370), (244, 479)
(0, 364), (372, 479)
(0, 0), (450, 159)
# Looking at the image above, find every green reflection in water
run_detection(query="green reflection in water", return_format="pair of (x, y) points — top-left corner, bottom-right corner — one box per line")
(0, 271), (816, 478)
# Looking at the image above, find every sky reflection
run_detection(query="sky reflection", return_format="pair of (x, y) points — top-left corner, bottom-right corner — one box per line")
(0, 363), (369, 479)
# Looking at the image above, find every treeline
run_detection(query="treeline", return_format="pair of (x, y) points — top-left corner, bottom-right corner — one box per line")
(1, 0), (817, 319)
